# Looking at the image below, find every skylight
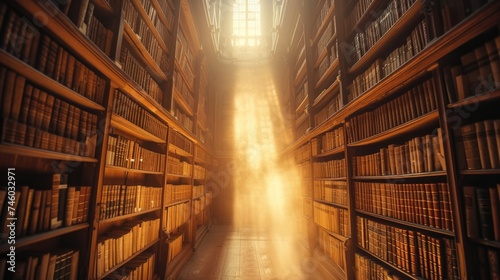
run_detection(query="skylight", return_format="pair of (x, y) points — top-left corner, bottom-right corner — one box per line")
(232, 0), (262, 47)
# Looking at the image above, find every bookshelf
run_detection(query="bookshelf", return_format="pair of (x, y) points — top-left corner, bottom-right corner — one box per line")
(281, 0), (500, 279)
(0, 0), (214, 279)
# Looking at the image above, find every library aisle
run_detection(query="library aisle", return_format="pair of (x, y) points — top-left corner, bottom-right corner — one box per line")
(178, 225), (326, 280)
(179, 64), (318, 279)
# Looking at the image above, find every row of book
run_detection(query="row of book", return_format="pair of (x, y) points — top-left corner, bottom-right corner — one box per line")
(460, 119), (500, 170)
(137, 0), (172, 43)
(167, 156), (192, 176)
(316, 15), (334, 60)
(0, 182), (91, 241)
(463, 185), (500, 241)
(95, 218), (160, 278)
(194, 165), (206, 180)
(295, 142), (311, 163)
(195, 145), (207, 163)
(312, 126), (344, 156)
(167, 234), (183, 263)
(195, 128), (207, 145)
(357, 216), (459, 279)
(103, 250), (156, 280)
(182, 58), (195, 91)
(107, 134), (166, 172)
(313, 180), (348, 206)
(318, 228), (345, 272)
(0, 5), (107, 105)
(173, 70), (196, 110)
(119, 45), (163, 105)
(449, 35), (500, 102)
(349, 0), (418, 63)
(314, 93), (342, 126)
(313, 158), (345, 178)
(85, 10), (113, 57)
(295, 114), (310, 140)
(355, 254), (402, 280)
(347, 18), (433, 102)
(164, 184), (191, 205)
(314, 0), (332, 39)
(352, 133), (445, 176)
(153, 0), (175, 31)
(99, 185), (162, 220)
(193, 185), (205, 199)
(0, 248), (79, 280)
(383, 20), (432, 77)
(476, 246), (500, 280)
(169, 130), (193, 155)
(113, 90), (168, 140)
(1, 117), (96, 158)
(355, 182), (453, 231)
(299, 161), (311, 179)
(164, 202), (190, 233)
(173, 105), (194, 133)
(175, 29), (194, 80)
(122, 0), (168, 69)
(313, 201), (350, 237)
(123, 0), (168, 48)
(193, 196), (206, 215)
(295, 80), (307, 113)
(1, 65), (98, 142)
(346, 77), (437, 143)
(317, 39), (338, 82)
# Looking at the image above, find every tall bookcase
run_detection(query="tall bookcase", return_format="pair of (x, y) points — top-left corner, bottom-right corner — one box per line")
(280, 0), (500, 279)
(0, 0), (215, 279)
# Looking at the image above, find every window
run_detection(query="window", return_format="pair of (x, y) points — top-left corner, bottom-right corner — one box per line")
(232, 0), (261, 47)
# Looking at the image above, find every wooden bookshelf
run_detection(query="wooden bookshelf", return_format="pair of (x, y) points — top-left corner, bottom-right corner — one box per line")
(2, 139), (97, 160)
(123, 23), (168, 81)
(316, 58), (339, 89)
(311, 2), (336, 46)
(97, 239), (160, 280)
(0, 223), (89, 253)
(0, 0), (214, 278)
(282, 0), (500, 279)
(130, 0), (169, 53)
(348, 0), (422, 74)
(0, 50), (105, 111)
(111, 114), (167, 143)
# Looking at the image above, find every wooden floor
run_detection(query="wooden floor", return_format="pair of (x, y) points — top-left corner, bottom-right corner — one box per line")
(178, 224), (327, 280)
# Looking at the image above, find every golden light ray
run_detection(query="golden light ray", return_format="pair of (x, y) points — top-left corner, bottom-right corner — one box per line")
(231, 64), (305, 278)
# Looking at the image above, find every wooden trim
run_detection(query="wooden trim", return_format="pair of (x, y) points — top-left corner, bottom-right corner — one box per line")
(111, 114), (167, 143)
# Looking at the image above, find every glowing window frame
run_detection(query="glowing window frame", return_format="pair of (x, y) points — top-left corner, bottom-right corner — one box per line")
(232, 0), (262, 47)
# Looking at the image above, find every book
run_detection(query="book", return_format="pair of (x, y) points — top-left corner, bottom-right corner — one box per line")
(36, 252), (51, 280)
(463, 186), (480, 238)
(28, 190), (42, 235)
(22, 188), (34, 237)
(484, 120), (500, 169)
(490, 187), (500, 241)
(476, 187), (494, 240)
(64, 187), (76, 227)
(475, 121), (491, 169)
(461, 124), (481, 169)
(1, 70), (16, 119)
(485, 39), (500, 86)
(15, 185), (29, 236)
(37, 189), (47, 232)
(488, 249), (500, 280)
